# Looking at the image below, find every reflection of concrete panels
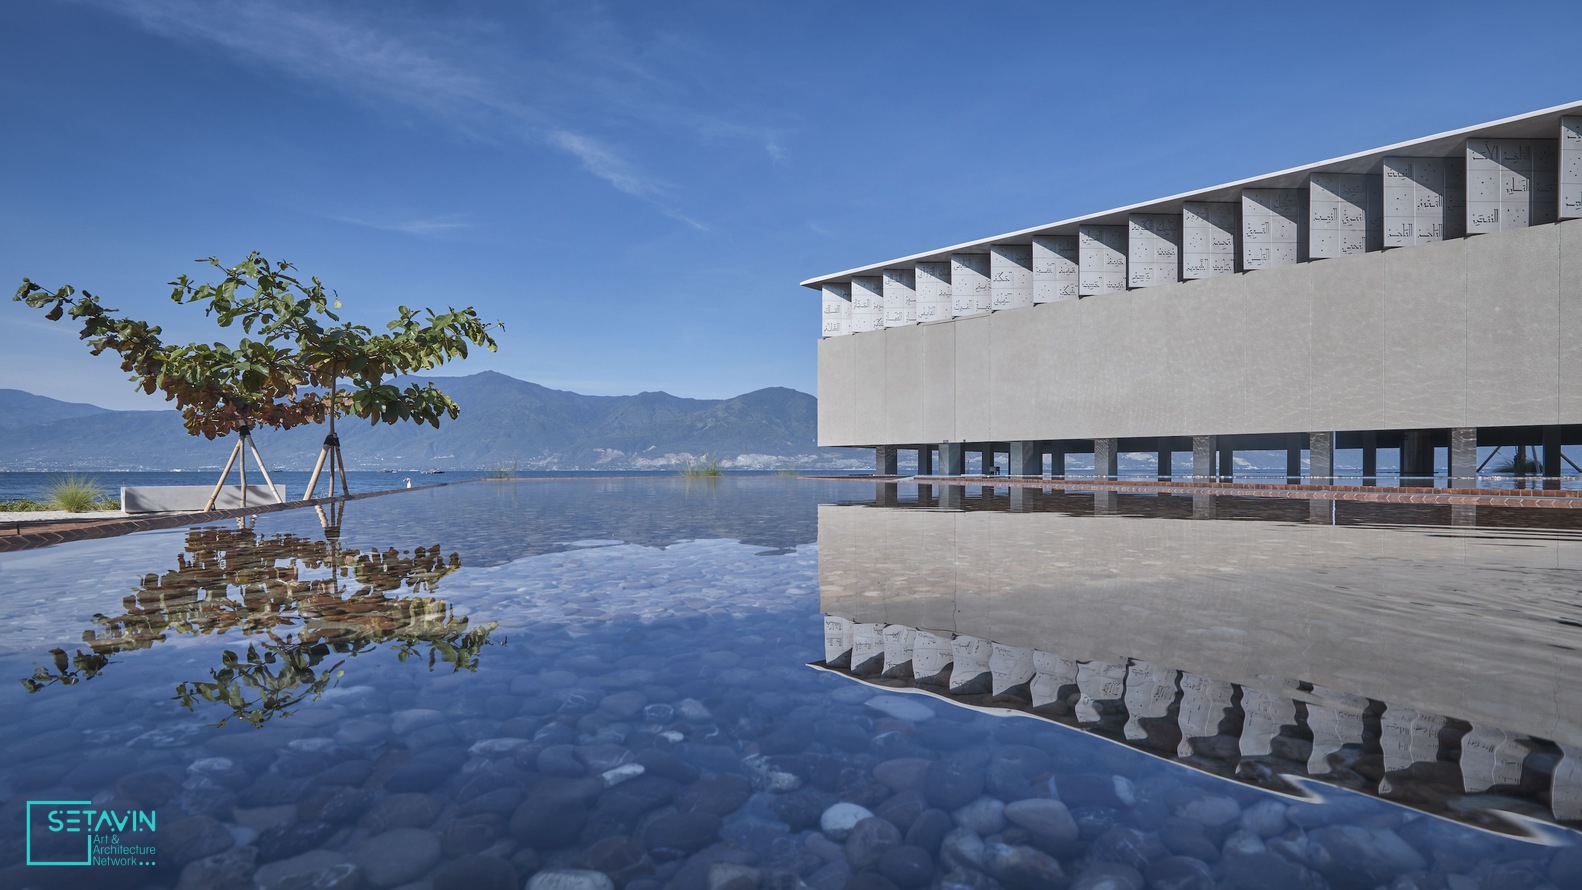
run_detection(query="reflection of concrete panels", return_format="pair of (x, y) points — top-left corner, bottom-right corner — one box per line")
(852, 623), (885, 674)
(1031, 650), (1079, 708)
(1466, 138), (1559, 233)
(1176, 673), (1235, 757)
(913, 630), (954, 681)
(1078, 225), (1127, 295)
(1075, 660), (1126, 725)
(883, 624), (916, 676)
(1310, 172), (1381, 257)
(1182, 202), (1237, 279)
(990, 642), (1035, 697)
(1123, 661), (1176, 741)
(951, 634), (992, 692)
(823, 616), (853, 665)
(1240, 686), (1296, 757)
(1461, 726), (1532, 793)
(1242, 188), (1306, 268)
(915, 261), (952, 323)
(1307, 697), (1367, 776)
(989, 244), (1034, 311)
(1128, 213), (1181, 288)
(950, 253), (991, 317)
(1032, 234), (1079, 302)
(850, 275), (884, 333)
(882, 268), (917, 327)
(1563, 117), (1582, 219)
(821, 282), (851, 337)
(1383, 157), (1464, 246)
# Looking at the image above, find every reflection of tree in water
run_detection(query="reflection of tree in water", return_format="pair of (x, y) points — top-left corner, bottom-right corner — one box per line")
(22, 514), (498, 727)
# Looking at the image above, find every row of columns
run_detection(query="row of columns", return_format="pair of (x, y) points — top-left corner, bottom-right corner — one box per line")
(875, 426), (1572, 487)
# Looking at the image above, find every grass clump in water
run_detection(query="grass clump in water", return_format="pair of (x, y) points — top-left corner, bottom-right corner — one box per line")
(680, 459), (724, 477)
(46, 475), (111, 512)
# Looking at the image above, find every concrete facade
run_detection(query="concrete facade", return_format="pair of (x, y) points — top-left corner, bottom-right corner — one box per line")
(807, 103), (1582, 481)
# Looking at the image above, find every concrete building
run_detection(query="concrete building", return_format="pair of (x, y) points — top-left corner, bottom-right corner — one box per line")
(805, 102), (1582, 484)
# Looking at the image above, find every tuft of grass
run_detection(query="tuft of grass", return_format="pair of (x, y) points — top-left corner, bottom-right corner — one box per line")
(488, 458), (520, 480)
(680, 459), (724, 477)
(774, 468), (799, 477)
(0, 499), (51, 513)
(46, 475), (109, 513)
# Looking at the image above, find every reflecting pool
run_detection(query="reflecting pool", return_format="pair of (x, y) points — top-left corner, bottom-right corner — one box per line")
(0, 479), (1578, 889)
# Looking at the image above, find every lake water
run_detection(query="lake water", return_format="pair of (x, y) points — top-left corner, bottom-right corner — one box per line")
(0, 470), (812, 504)
(0, 478), (1577, 888)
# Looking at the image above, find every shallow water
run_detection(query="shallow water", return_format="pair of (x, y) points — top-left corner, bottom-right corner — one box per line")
(0, 478), (1577, 889)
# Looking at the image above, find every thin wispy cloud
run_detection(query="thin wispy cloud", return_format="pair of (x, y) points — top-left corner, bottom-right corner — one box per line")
(546, 130), (666, 200)
(71, 0), (779, 226)
(330, 213), (475, 237)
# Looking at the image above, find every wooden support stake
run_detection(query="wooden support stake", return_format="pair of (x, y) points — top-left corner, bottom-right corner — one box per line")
(204, 435), (245, 512)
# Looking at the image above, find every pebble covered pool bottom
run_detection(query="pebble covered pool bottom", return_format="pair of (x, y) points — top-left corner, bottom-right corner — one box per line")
(0, 478), (1578, 890)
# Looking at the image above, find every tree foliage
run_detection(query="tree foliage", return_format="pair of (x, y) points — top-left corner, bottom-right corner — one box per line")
(14, 253), (500, 439)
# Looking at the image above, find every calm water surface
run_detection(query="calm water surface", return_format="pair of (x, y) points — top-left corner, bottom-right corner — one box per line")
(0, 479), (1577, 889)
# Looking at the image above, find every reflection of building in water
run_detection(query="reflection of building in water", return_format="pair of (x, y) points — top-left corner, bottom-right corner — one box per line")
(808, 103), (1582, 488)
(815, 495), (1582, 836)
(23, 520), (498, 727)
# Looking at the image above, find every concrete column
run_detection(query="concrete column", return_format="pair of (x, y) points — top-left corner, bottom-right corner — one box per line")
(1401, 430), (1434, 486)
(875, 446), (898, 476)
(1010, 441), (1042, 477)
(1309, 431), (1334, 484)
(1217, 443), (1233, 482)
(1361, 431), (1378, 486)
(1093, 490), (1117, 514)
(1192, 436), (1217, 481)
(1286, 433), (1303, 484)
(1157, 441), (1171, 481)
(978, 448), (995, 476)
(1192, 493), (1217, 519)
(876, 483), (898, 506)
(1451, 504), (1477, 527)
(1309, 498), (1332, 524)
(916, 446), (933, 475)
(938, 484), (961, 509)
(1009, 487), (1026, 512)
(1093, 438), (1119, 480)
(1544, 425), (1563, 489)
(1048, 444), (1066, 479)
(939, 443), (966, 476)
(1448, 428), (1478, 488)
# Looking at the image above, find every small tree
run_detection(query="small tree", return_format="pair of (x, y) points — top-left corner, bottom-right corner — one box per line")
(15, 252), (499, 504)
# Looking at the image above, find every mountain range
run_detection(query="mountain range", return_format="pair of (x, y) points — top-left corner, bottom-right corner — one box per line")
(0, 372), (867, 471)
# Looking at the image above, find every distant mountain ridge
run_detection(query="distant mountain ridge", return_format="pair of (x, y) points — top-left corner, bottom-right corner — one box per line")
(0, 373), (864, 471)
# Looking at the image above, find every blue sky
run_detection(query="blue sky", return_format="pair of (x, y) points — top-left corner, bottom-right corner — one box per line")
(3, 0), (1579, 410)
